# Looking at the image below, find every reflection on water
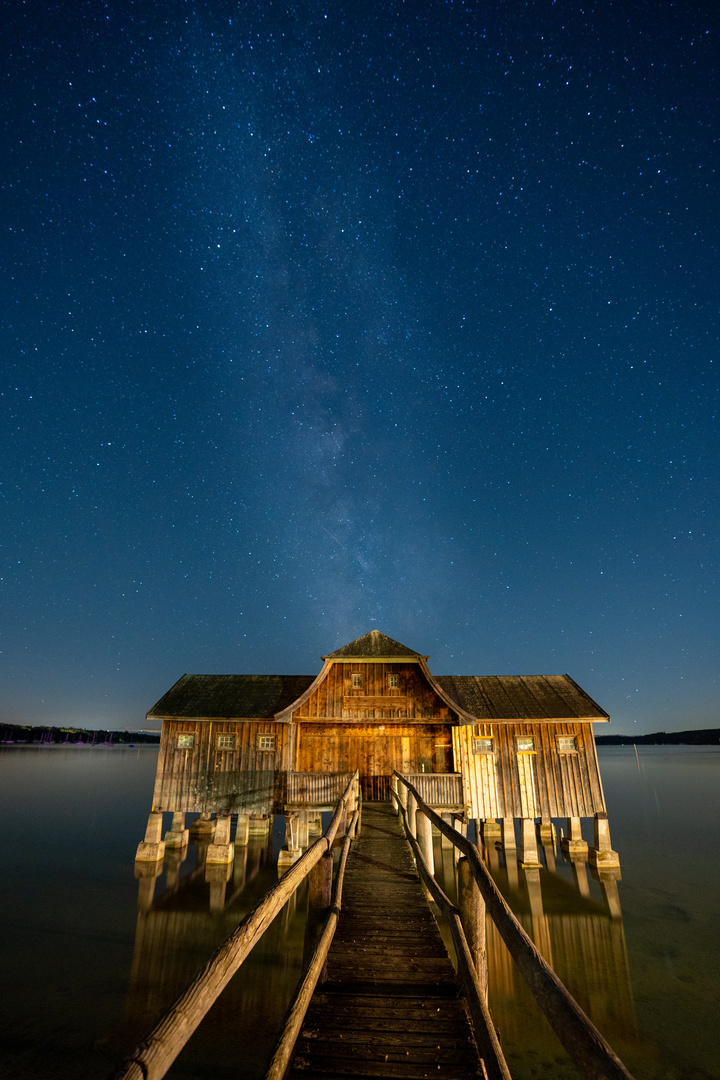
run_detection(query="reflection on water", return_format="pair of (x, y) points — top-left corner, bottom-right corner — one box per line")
(124, 826), (309, 1080)
(429, 820), (637, 1080)
(1, 746), (720, 1079)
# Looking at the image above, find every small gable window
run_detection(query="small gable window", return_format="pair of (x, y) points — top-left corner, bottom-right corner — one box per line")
(177, 733), (195, 749)
(351, 673), (363, 689)
(557, 735), (578, 752)
(388, 674), (399, 688)
(218, 735), (236, 749)
(472, 737), (493, 755)
(258, 734), (276, 751)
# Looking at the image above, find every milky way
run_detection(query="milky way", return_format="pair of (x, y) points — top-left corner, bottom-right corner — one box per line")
(2, 1), (718, 732)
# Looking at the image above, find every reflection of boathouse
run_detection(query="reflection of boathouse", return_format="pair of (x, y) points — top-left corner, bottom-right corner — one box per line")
(146, 629), (611, 826)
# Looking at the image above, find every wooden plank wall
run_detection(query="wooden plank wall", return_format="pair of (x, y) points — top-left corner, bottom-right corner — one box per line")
(296, 662), (453, 720)
(152, 720), (290, 813)
(455, 722), (606, 819)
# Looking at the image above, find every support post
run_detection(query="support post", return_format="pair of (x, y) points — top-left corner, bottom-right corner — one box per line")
(441, 812), (454, 849)
(536, 818), (554, 846)
(135, 811), (166, 862)
(501, 817), (516, 850)
(561, 816), (588, 859)
(482, 818), (502, 844)
(519, 817), (542, 868)
(297, 812), (309, 849)
(249, 814), (271, 838)
(164, 811), (189, 849)
(189, 812), (216, 840)
(234, 814), (249, 847)
(278, 812), (301, 871)
(206, 814), (234, 865)
(416, 809), (434, 877)
(458, 856), (487, 998)
(589, 813), (620, 869)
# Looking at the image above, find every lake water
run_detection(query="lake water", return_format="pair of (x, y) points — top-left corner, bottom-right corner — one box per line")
(0, 744), (718, 1080)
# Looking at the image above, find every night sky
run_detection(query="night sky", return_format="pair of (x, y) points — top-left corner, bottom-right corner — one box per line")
(2, 1), (718, 734)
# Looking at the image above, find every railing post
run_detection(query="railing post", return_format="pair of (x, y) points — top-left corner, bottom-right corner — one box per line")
(416, 808), (434, 876)
(458, 856), (487, 999)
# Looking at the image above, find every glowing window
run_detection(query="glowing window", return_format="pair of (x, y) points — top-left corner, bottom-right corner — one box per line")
(557, 735), (578, 752)
(516, 736), (535, 752)
(177, 734), (194, 749)
(218, 735), (236, 749)
(258, 734), (276, 751)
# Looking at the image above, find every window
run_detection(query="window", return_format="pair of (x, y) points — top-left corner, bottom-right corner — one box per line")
(472, 737), (493, 754)
(217, 735), (236, 749)
(557, 735), (578, 752)
(257, 734), (276, 751)
(516, 736), (535, 752)
(177, 733), (194, 749)
(388, 673), (399, 688)
(351, 673), (363, 689)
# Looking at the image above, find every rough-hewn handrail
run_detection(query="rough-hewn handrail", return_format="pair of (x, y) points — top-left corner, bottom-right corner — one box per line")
(110, 773), (360, 1080)
(265, 802), (360, 1080)
(392, 790), (511, 1080)
(392, 772), (635, 1080)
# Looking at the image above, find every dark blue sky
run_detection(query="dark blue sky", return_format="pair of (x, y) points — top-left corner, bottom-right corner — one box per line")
(2, 1), (718, 733)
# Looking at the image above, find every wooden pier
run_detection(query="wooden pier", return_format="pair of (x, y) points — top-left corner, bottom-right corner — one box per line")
(288, 802), (481, 1080)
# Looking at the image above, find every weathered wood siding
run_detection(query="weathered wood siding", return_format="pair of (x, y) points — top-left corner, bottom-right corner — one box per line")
(454, 721), (605, 819)
(152, 719), (291, 813)
(296, 721), (454, 800)
(296, 662), (454, 720)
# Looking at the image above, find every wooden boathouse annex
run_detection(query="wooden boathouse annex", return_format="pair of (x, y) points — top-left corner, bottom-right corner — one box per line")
(145, 629), (612, 835)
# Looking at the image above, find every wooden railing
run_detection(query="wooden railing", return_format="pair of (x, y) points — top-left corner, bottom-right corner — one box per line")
(287, 770), (354, 806)
(403, 771), (464, 808)
(391, 772), (634, 1080)
(111, 773), (361, 1080)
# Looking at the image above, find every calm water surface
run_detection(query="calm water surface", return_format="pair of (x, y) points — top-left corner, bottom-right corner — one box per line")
(0, 744), (718, 1080)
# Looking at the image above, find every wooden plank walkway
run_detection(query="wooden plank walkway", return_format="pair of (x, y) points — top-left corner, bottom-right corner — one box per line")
(288, 802), (483, 1080)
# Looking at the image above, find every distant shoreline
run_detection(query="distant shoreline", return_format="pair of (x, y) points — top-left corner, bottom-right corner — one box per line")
(0, 722), (160, 746)
(595, 727), (720, 746)
(2, 721), (717, 749)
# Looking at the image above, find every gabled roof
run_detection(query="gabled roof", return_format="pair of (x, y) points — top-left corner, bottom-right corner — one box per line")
(323, 629), (427, 660)
(435, 674), (608, 721)
(147, 674), (315, 720)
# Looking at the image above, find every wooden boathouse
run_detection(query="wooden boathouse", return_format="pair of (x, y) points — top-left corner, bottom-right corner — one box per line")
(122, 632), (630, 1080)
(146, 629), (611, 831)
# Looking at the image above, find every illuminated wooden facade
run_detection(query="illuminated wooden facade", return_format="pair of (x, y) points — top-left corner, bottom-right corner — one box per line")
(147, 630), (610, 817)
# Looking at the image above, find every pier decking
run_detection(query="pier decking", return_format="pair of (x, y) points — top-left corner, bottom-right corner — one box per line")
(288, 803), (482, 1080)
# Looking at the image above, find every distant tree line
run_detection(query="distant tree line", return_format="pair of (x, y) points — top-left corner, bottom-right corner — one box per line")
(0, 722), (160, 745)
(595, 728), (720, 746)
